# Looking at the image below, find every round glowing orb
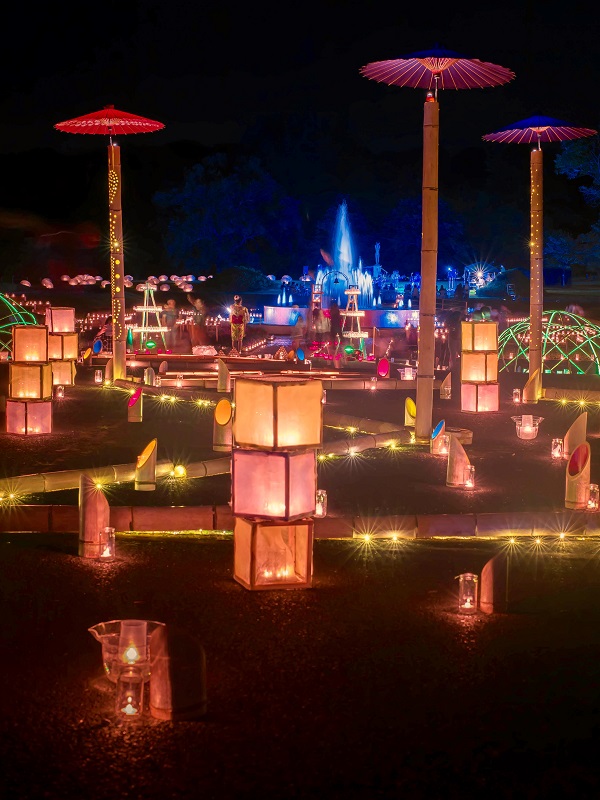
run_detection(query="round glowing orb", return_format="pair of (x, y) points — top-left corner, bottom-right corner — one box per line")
(145, 340), (157, 350)
(92, 339), (103, 354)
(173, 464), (187, 478)
(377, 358), (390, 378)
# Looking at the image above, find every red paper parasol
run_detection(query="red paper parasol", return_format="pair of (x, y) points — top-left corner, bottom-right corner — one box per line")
(360, 46), (515, 92)
(54, 104), (164, 136)
(482, 115), (596, 145)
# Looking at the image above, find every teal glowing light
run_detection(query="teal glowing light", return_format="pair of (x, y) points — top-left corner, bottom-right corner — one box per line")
(499, 310), (600, 375)
(0, 293), (38, 352)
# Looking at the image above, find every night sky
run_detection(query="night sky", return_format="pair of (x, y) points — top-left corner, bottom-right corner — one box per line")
(0, 0), (598, 269)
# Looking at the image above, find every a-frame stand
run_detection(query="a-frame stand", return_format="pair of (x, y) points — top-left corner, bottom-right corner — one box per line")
(131, 282), (168, 350)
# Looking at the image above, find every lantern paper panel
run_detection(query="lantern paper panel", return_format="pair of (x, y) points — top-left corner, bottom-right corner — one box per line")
(45, 307), (76, 333)
(51, 360), (76, 386)
(11, 325), (49, 362)
(9, 362), (53, 399)
(6, 399), (53, 434)
(232, 449), (316, 521)
(233, 377), (323, 450)
(460, 351), (498, 384)
(233, 516), (314, 590)
(461, 320), (498, 352)
(48, 332), (79, 361)
(461, 382), (499, 412)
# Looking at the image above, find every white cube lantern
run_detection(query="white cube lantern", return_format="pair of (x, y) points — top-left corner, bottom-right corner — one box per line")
(51, 360), (76, 386)
(45, 307), (76, 333)
(233, 516), (314, 590)
(9, 362), (53, 399)
(48, 332), (79, 361)
(11, 325), (48, 362)
(461, 320), (498, 352)
(6, 399), (53, 434)
(233, 377), (323, 450)
(460, 351), (498, 384)
(461, 382), (499, 412)
(232, 449), (316, 521)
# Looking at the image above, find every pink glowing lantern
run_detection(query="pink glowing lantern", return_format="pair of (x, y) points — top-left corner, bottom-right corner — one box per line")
(48, 332), (79, 361)
(233, 377), (323, 450)
(233, 517), (314, 590)
(9, 362), (53, 399)
(232, 449), (316, 521)
(6, 399), (53, 434)
(11, 324), (48, 362)
(45, 307), (76, 333)
(460, 382), (499, 412)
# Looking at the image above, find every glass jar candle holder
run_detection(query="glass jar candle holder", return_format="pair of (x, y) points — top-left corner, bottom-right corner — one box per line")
(512, 388), (521, 404)
(463, 464), (475, 489)
(440, 385), (451, 400)
(315, 489), (328, 518)
(176, 373), (183, 388)
(551, 438), (564, 459)
(456, 572), (478, 613)
(115, 666), (144, 719)
(439, 434), (450, 456)
(54, 384), (65, 399)
(588, 483), (599, 511)
(94, 369), (103, 384)
(99, 527), (116, 560)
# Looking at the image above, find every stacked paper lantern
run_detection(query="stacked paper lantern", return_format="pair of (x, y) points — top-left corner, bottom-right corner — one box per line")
(460, 320), (499, 412)
(231, 376), (323, 590)
(6, 325), (53, 433)
(45, 307), (78, 387)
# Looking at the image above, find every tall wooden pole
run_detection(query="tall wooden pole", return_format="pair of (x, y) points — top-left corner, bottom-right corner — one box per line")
(415, 96), (439, 441)
(527, 146), (543, 401)
(108, 143), (126, 381)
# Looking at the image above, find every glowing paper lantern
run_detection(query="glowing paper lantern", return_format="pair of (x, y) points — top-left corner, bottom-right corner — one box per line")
(461, 320), (498, 352)
(233, 516), (314, 590)
(51, 360), (76, 386)
(460, 382), (499, 412)
(48, 332), (79, 361)
(128, 386), (143, 423)
(135, 438), (157, 491)
(233, 377), (323, 451)
(11, 324), (48, 362)
(6, 399), (53, 434)
(45, 307), (75, 333)
(460, 351), (498, 383)
(9, 362), (53, 399)
(404, 397), (416, 427)
(565, 442), (591, 510)
(232, 450), (316, 521)
(213, 397), (233, 452)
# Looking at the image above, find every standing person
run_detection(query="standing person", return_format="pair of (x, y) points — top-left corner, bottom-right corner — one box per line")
(187, 293), (207, 348)
(328, 300), (342, 346)
(230, 295), (249, 353)
(160, 298), (179, 351)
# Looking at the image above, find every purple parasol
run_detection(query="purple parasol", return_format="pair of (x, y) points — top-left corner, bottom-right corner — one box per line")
(360, 46), (515, 92)
(482, 115), (596, 146)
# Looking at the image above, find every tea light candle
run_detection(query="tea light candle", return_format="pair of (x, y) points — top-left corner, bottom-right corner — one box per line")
(463, 465), (475, 489)
(119, 620), (147, 666)
(115, 667), (144, 718)
(315, 489), (328, 518)
(94, 369), (103, 384)
(551, 438), (564, 459)
(512, 388), (521, 404)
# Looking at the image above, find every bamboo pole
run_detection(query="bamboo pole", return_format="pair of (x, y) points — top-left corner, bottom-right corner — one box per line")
(415, 96), (439, 442)
(108, 144), (127, 381)
(529, 147), (543, 400)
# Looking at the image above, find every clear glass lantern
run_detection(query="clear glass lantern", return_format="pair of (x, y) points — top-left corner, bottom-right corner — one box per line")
(588, 484), (599, 511)
(94, 369), (103, 384)
(512, 414), (543, 440)
(463, 464), (475, 489)
(233, 377), (323, 450)
(315, 489), (328, 518)
(232, 449), (316, 520)
(233, 517), (314, 591)
(439, 434), (450, 456)
(116, 666), (144, 718)
(88, 619), (165, 683)
(456, 572), (478, 613)
(512, 388), (522, 404)
(551, 438), (564, 459)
